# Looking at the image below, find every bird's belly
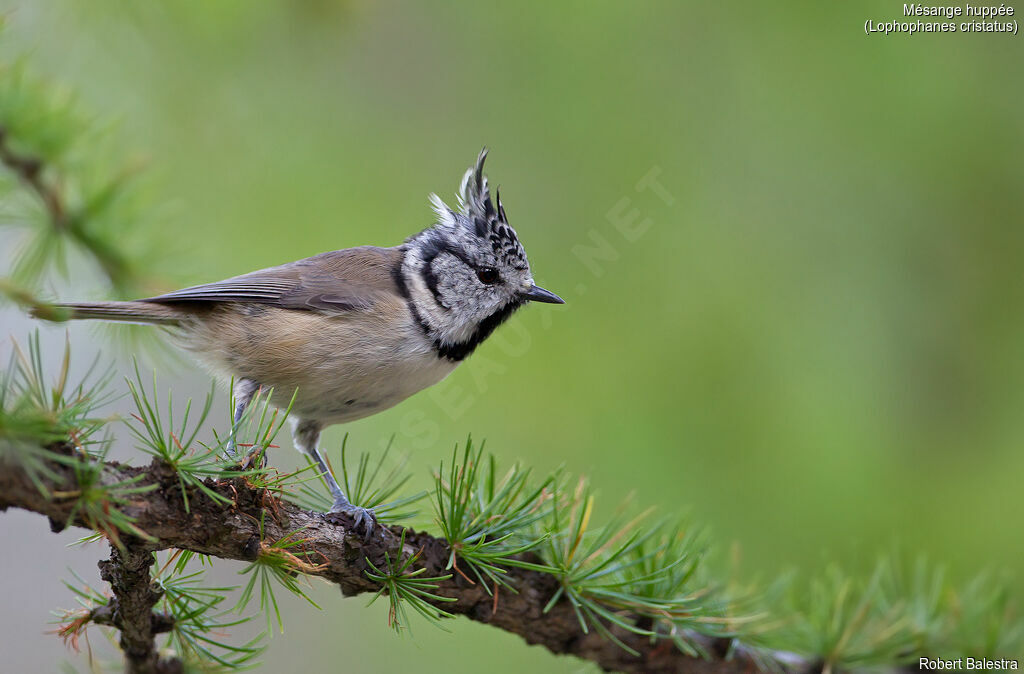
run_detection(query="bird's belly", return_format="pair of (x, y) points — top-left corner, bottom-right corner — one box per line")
(285, 348), (457, 423)
(182, 305), (457, 424)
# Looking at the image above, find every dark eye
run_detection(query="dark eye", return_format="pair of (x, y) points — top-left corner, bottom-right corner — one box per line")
(476, 267), (500, 285)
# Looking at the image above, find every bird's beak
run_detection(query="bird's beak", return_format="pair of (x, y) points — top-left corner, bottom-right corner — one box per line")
(520, 284), (565, 304)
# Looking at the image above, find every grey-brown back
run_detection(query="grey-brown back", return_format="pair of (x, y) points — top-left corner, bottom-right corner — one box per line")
(146, 245), (404, 313)
(42, 246), (406, 325)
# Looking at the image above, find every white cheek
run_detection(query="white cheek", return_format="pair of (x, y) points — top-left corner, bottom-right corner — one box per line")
(401, 260), (476, 344)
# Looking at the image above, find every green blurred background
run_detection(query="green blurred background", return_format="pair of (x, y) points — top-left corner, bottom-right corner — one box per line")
(2, 1), (1023, 671)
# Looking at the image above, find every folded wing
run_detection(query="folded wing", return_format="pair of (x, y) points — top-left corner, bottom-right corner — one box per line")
(145, 246), (402, 314)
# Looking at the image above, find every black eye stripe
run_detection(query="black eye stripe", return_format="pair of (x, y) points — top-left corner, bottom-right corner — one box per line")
(435, 242), (476, 270)
(420, 234), (507, 286)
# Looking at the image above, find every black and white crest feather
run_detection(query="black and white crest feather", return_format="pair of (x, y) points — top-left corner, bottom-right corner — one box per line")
(429, 148), (528, 270)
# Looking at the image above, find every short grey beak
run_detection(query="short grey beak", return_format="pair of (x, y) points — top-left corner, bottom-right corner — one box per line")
(521, 284), (565, 304)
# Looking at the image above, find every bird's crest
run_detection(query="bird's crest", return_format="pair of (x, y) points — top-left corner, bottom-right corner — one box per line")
(429, 148), (525, 267)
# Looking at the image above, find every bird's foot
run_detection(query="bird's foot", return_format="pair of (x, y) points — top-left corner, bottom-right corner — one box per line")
(239, 449), (267, 471)
(329, 499), (378, 540)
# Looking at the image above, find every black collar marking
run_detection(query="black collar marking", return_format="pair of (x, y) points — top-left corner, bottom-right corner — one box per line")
(434, 299), (523, 361)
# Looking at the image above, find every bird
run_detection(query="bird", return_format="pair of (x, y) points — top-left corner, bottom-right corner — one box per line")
(34, 149), (563, 533)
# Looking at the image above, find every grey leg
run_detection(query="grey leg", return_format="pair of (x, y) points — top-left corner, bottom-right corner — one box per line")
(226, 378), (260, 458)
(291, 418), (377, 535)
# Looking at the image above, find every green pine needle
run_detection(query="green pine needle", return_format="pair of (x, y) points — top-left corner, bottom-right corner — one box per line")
(432, 437), (554, 594)
(61, 438), (158, 550)
(767, 561), (921, 671)
(290, 434), (427, 524)
(213, 379), (296, 473)
(0, 332), (112, 493)
(155, 553), (265, 671)
(538, 478), (750, 656)
(235, 513), (324, 635)
(364, 528), (456, 634)
(0, 55), (156, 297)
(124, 365), (287, 512)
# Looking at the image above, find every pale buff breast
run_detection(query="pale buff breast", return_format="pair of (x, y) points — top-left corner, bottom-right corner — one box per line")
(176, 299), (458, 423)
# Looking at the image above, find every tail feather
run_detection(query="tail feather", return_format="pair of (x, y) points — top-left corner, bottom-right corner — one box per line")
(33, 301), (185, 325)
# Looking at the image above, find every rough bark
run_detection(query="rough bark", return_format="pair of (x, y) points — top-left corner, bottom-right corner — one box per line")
(0, 448), (802, 674)
(98, 544), (182, 674)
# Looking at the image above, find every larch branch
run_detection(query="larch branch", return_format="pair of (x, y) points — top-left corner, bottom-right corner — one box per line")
(0, 447), (802, 674)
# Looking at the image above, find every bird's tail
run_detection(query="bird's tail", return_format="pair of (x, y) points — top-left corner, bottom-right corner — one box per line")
(33, 301), (186, 325)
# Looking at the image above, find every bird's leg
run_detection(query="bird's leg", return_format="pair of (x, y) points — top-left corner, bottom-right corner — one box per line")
(291, 418), (377, 536)
(226, 378), (260, 459)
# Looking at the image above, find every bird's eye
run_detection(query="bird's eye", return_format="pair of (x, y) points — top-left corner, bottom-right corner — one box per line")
(476, 267), (500, 285)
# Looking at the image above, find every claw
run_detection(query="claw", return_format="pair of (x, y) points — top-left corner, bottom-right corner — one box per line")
(330, 500), (378, 540)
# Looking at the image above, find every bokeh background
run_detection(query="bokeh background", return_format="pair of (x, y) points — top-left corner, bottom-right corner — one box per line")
(2, 2), (1023, 671)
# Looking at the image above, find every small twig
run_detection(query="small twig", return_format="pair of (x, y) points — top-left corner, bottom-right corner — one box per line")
(0, 125), (68, 230)
(0, 277), (67, 320)
(0, 125), (141, 293)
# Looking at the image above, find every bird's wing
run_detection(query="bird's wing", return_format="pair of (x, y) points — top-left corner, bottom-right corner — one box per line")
(144, 246), (403, 314)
